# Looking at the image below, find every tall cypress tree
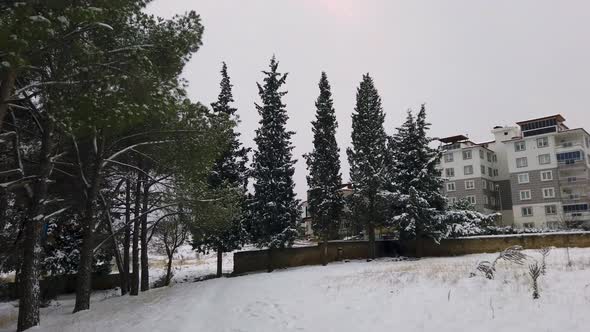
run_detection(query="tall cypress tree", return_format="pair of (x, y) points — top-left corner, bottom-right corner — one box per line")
(389, 105), (447, 244)
(250, 56), (299, 262)
(191, 62), (249, 277)
(347, 74), (388, 260)
(304, 72), (343, 265)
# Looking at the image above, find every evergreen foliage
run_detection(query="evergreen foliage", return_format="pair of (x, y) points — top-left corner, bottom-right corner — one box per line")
(304, 72), (343, 243)
(191, 63), (249, 275)
(249, 57), (299, 249)
(347, 74), (388, 258)
(388, 105), (447, 242)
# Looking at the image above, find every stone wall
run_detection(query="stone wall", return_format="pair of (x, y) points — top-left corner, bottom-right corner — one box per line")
(233, 241), (396, 275)
(233, 232), (590, 274)
(399, 232), (590, 257)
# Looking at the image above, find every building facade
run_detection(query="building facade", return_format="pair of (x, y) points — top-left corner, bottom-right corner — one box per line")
(439, 114), (590, 229)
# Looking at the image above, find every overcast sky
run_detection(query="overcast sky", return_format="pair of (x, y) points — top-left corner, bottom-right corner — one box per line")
(147, 0), (590, 199)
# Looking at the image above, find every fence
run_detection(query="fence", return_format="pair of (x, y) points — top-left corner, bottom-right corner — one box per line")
(233, 232), (590, 274)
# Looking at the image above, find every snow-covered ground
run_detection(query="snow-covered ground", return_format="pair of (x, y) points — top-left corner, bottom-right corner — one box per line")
(3, 247), (590, 331)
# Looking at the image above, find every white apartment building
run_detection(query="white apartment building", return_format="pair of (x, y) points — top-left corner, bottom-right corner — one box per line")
(438, 135), (513, 225)
(439, 114), (590, 229)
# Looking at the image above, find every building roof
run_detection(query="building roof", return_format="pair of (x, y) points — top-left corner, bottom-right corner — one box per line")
(438, 135), (469, 143)
(516, 114), (565, 125)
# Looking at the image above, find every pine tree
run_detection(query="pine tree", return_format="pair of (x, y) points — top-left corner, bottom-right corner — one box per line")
(388, 105), (447, 244)
(347, 74), (388, 260)
(191, 62), (249, 278)
(249, 57), (299, 267)
(304, 72), (343, 265)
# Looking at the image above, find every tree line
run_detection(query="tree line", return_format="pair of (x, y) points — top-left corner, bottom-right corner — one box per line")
(1, 1), (495, 331)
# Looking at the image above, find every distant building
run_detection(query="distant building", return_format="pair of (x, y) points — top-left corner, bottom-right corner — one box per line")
(438, 114), (590, 229)
(301, 183), (353, 238)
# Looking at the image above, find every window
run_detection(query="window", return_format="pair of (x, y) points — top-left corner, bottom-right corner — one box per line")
(542, 187), (556, 199)
(463, 150), (472, 160)
(516, 157), (528, 168)
(491, 196), (496, 206)
(464, 165), (474, 175)
(515, 141), (526, 152)
(466, 195), (476, 205)
(448, 197), (458, 205)
(484, 196), (489, 205)
(557, 151), (583, 163)
(547, 221), (560, 229)
(537, 137), (549, 148)
(479, 150), (484, 159)
(517, 173), (530, 184)
(465, 180), (475, 190)
(538, 154), (551, 165)
(488, 167), (493, 177)
(487, 152), (493, 162)
(563, 204), (589, 213)
(480, 165), (486, 175)
(519, 190), (532, 201)
(540, 170), (553, 181)
(545, 205), (557, 215)
(522, 207), (533, 217)
(489, 184), (495, 192)
(482, 179), (487, 189)
(493, 154), (497, 163)
(586, 137), (590, 148)
(446, 182), (456, 192)
(445, 168), (455, 177)
(523, 222), (535, 228)
(444, 153), (454, 163)
(493, 169), (499, 177)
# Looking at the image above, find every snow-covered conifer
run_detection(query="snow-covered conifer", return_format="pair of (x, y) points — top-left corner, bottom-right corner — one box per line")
(304, 72), (343, 264)
(249, 57), (299, 254)
(347, 74), (388, 259)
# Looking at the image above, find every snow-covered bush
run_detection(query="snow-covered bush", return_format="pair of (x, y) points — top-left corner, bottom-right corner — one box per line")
(443, 199), (500, 238)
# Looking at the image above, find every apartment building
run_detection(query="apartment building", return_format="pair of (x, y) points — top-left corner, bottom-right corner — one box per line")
(505, 115), (590, 229)
(438, 135), (513, 224)
(439, 114), (590, 229)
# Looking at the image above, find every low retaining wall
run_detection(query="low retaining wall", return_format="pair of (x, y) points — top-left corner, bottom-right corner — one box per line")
(400, 232), (590, 257)
(233, 241), (396, 275)
(0, 273), (127, 300)
(233, 232), (590, 274)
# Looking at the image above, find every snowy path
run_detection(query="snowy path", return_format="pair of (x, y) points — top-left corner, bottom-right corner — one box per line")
(3, 248), (590, 331)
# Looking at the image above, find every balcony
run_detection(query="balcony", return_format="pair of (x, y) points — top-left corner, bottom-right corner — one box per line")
(558, 159), (587, 170)
(559, 173), (590, 188)
(564, 211), (590, 223)
(556, 141), (585, 150)
(560, 194), (590, 206)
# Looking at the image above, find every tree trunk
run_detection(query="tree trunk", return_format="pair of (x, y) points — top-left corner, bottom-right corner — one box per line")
(17, 214), (44, 331)
(130, 172), (142, 296)
(165, 253), (173, 286)
(17, 117), (53, 332)
(73, 158), (103, 313)
(104, 204), (125, 296)
(140, 180), (150, 292)
(0, 68), (16, 130)
(122, 178), (131, 295)
(216, 245), (223, 278)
